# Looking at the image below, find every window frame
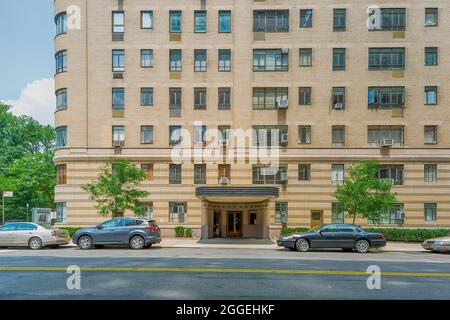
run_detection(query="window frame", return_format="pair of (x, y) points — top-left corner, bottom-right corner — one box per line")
(140, 126), (154, 145)
(299, 9), (313, 28)
(140, 87), (154, 106)
(169, 11), (182, 33)
(112, 49), (125, 72)
(140, 49), (154, 68)
(218, 49), (232, 72)
(140, 11), (154, 29)
(55, 50), (67, 74)
(218, 10), (231, 33)
(112, 11), (125, 33)
(55, 88), (68, 111)
(194, 10), (207, 33)
(333, 9), (346, 32)
(55, 126), (68, 148)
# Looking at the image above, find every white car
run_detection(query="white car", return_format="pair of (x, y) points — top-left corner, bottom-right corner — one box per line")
(422, 235), (450, 253)
(0, 222), (70, 249)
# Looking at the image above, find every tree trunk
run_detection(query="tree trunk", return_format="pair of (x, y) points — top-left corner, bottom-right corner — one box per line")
(352, 214), (356, 225)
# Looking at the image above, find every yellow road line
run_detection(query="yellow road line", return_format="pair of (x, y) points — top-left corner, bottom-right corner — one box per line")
(0, 266), (450, 277)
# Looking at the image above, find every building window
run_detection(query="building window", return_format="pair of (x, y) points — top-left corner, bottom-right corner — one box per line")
(424, 203), (437, 221)
(298, 164), (311, 181)
(112, 49), (125, 72)
(424, 164), (437, 183)
(218, 49), (231, 72)
(55, 50), (67, 74)
(332, 126), (345, 146)
(369, 203), (404, 225)
(169, 49), (182, 72)
(144, 203), (154, 220)
(298, 87), (311, 105)
(112, 11), (124, 33)
(298, 126), (312, 144)
(368, 125), (404, 147)
(141, 88), (153, 106)
(112, 88), (125, 110)
(219, 11), (231, 33)
(249, 211), (257, 225)
(194, 88), (207, 110)
(169, 88), (182, 108)
(333, 9), (346, 32)
(332, 164), (344, 186)
(253, 10), (289, 33)
(169, 202), (186, 223)
(369, 48), (405, 70)
(218, 164), (231, 182)
(56, 164), (67, 185)
(194, 11), (207, 33)
(253, 126), (288, 147)
(332, 87), (346, 109)
(218, 126), (231, 145)
(141, 11), (153, 29)
(425, 47), (438, 66)
(425, 86), (438, 105)
(140, 126), (153, 144)
(332, 203), (345, 223)
(378, 165), (404, 185)
(194, 49), (207, 72)
(169, 164), (182, 184)
(253, 88), (288, 109)
(194, 164), (207, 184)
(55, 89), (68, 111)
(253, 166), (288, 185)
(140, 49), (153, 68)
(368, 87), (405, 109)
(55, 12), (67, 36)
(299, 9), (313, 28)
(112, 126), (125, 145)
(425, 8), (438, 27)
(169, 125), (182, 146)
(141, 163), (154, 180)
(56, 202), (67, 223)
(170, 11), (182, 33)
(372, 8), (406, 31)
(194, 125), (207, 145)
(55, 126), (67, 148)
(218, 88), (231, 110)
(299, 48), (312, 67)
(424, 126), (437, 145)
(275, 202), (288, 224)
(332, 48), (346, 71)
(253, 49), (288, 72)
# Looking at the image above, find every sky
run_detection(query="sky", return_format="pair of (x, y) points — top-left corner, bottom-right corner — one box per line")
(0, 0), (55, 125)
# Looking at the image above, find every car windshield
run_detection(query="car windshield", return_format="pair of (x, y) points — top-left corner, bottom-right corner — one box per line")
(307, 225), (322, 233)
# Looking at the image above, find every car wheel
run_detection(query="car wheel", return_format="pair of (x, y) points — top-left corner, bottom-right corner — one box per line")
(295, 238), (310, 252)
(78, 236), (93, 250)
(28, 237), (43, 250)
(130, 236), (145, 250)
(355, 240), (370, 253)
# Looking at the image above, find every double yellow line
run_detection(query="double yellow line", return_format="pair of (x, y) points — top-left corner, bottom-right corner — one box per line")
(1, 266), (450, 277)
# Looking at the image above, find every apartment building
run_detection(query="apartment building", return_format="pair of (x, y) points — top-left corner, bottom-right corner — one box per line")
(54, 0), (450, 239)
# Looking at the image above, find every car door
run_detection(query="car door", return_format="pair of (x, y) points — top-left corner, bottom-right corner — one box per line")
(94, 219), (120, 243)
(12, 223), (37, 246)
(336, 225), (357, 248)
(114, 219), (137, 244)
(314, 225), (338, 248)
(0, 224), (17, 246)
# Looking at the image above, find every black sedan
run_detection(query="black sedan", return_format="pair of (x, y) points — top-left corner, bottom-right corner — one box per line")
(277, 224), (386, 253)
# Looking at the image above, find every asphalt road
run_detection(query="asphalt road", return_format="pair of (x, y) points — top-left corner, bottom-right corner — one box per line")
(0, 247), (449, 300)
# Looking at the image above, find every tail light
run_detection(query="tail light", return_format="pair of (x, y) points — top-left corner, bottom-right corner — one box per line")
(380, 233), (385, 240)
(51, 230), (57, 237)
(146, 226), (157, 231)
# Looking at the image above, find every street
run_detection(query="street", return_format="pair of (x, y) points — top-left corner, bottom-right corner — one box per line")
(0, 245), (449, 300)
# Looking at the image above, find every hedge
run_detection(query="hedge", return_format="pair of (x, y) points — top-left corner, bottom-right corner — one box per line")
(59, 227), (83, 237)
(175, 226), (193, 238)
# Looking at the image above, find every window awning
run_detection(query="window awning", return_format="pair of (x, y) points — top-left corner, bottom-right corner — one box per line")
(196, 187), (279, 203)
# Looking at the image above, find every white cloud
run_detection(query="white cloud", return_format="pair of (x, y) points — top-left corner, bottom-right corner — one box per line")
(3, 78), (55, 126)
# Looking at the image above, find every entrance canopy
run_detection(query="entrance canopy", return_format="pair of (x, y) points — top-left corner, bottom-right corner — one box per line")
(196, 186), (279, 203)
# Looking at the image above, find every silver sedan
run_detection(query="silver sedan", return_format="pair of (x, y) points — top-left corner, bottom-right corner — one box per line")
(0, 222), (70, 249)
(422, 235), (450, 253)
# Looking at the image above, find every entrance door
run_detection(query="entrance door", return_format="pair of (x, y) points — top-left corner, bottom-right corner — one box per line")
(227, 211), (242, 237)
(310, 210), (323, 228)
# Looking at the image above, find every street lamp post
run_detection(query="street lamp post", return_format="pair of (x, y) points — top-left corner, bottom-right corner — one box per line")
(26, 203), (30, 222)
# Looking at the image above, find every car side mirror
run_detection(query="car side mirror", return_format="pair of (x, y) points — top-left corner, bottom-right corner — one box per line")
(96, 225), (103, 230)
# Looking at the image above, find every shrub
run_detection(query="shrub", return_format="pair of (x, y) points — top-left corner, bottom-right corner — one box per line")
(59, 227), (83, 237)
(175, 226), (185, 237)
(281, 227), (310, 236)
(184, 228), (193, 238)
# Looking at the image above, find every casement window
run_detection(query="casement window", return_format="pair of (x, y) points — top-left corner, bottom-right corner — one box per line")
(218, 88), (231, 110)
(253, 49), (288, 72)
(424, 164), (437, 183)
(298, 164), (311, 181)
(170, 11), (182, 33)
(368, 125), (404, 147)
(55, 126), (67, 148)
(169, 49), (182, 71)
(218, 164), (231, 182)
(169, 125), (182, 146)
(299, 87), (311, 105)
(218, 126), (231, 144)
(140, 126), (153, 144)
(331, 164), (344, 186)
(249, 211), (257, 225)
(332, 126), (345, 146)
(331, 87), (346, 109)
(424, 126), (437, 145)
(371, 8), (406, 31)
(253, 126), (288, 147)
(298, 126), (311, 144)
(299, 48), (312, 67)
(378, 165), (404, 185)
(141, 88), (153, 106)
(169, 202), (186, 223)
(141, 11), (153, 29)
(55, 12), (67, 35)
(194, 49), (207, 72)
(275, 202), (288, 224)
(333, 9), (346, 32)
(299, 9), (313, 28)
(141, 163), (154, 180)
(140, 49), (153, 68)
(55, 50), (67, 73)
(112, 88), (125, 110)
(169, 88), (182, 108)
(253, 166), (288, 185)
(144, 203), (154, 220)
(369, 204), (404, 225)
(55, 89), (67, 111)
(218, 49), (231, 72)
(194, 88), (207, 110)
(425, 86), (438, 105)
(332, 48), (346, 71)
(56, 202), (67, 223)
(424, 203), (437, 221)
(112, 126), (125, 145)
(425, 47), (438, 66)
(112, 49), (125, 72)
(425, 8), (438, 27)
(332, 203), (345, 223)
(56, 164), (67, 185)
(368, 87), (405, 108)
(194, 125), (207, 145)
(169, 164), (182, 184)
(194, 164), (207, 184)
(253, 10), (289, 33)
(112, 11), (124, 33)
(194, 11), (207, 33)
(369, 48), (405, 70)
(253, 88), (288, 109)
(219, 11), (231, 33)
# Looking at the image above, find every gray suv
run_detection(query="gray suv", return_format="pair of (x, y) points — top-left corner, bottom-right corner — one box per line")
(72, 218), (162, 250)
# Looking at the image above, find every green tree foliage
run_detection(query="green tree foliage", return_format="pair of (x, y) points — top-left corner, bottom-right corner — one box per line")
(334, 161), (397, 225)
(82, 160), (149, 218)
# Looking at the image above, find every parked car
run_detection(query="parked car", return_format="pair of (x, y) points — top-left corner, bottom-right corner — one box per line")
(0, 222), (70, 249)
(421, 235), (450, 253)
(72, 218), (162, 250)
(277, 224), (386, 253)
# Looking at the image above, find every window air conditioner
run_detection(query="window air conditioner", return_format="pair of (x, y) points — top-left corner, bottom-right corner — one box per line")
(113, 141), (125, 147)
(334, 103), (344, 109)
(219, 177), (230, 185)
(280, 133), (289, 143)
(281, 48), (289, 54)
(277, 99), (289, 109)
(380, 139), (394, 147)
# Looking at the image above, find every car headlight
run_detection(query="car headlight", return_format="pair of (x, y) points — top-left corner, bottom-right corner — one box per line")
(283, 236), (296, 241)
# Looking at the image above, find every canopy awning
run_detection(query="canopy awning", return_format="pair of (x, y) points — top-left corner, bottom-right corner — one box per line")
(196, 186), (279, 203)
